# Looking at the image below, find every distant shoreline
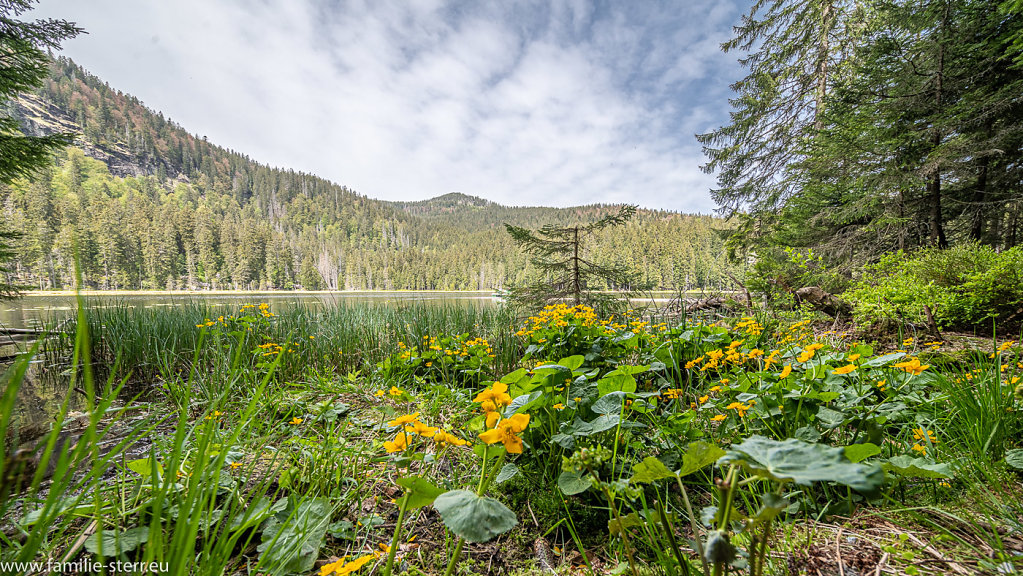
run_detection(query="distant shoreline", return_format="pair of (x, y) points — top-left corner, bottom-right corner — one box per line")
(21, 289), (499, 297)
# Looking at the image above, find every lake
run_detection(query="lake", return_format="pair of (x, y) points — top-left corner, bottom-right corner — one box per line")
(0, 291), (501, 330)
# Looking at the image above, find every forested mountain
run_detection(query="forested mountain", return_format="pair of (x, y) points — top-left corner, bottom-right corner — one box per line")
(0, 58), (733, 292)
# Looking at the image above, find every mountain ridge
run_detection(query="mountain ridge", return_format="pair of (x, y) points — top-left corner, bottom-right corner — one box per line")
(1, 57), (734, 292)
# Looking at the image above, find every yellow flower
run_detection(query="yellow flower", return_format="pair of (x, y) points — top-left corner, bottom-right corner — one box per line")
(725, 401), (751, 417)
(388, 386), (404, 397)
(833, 364), (857, 375)
(374, 389), (386, 397)
(711, 414), (726, 422)
(894, 357), (929, 375)
(709, 385), (722, 393)
(911, 443), (927, 455)
(912, 428), (939, 444)
(289, 417), (303, 425)
(384, 431), (409, 453)
(320, 553), (378, 576)
(407, 420), (438, 438)
(847, 353), (861, 361)
(479, 413), (530, 453)
(720, 378), (730, 385)
(474, 381), (513, 413)
(387, 412), (421, 427)
(552, 403), (565, 410)
(698, 395), (709, 404)
(230, 461), (243, 470)
(779, 365), (792, 379)
(797, 350), (814, 363)
(433, 430), (469, 447)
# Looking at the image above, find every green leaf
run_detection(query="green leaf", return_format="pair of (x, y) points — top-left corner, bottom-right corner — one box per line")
(558, 470), (591, 495)
(748, 493), (789, 529)
(720, 436), (884, 492)
(883, 456), (952, 479)
(227, 497), (276, 533)
(495, 463), (520, 484)
(473, 443), (505, 460)
(607, 511), (645, 535)
(630, 456), (676, 484)
(844, 443), (881, 463)
(677, 441), (726, 477)
(597, 373), (637, 395)
(432, 490), (517, 543)
(85, 526), (150, 556)
(126, 457), (163, 479)
(500, 369), (528, 384)
(861, 352), (906, 368)
(586, 413), (621, 434)
(1006, 449), (1023, 470)
(257, 498), (331, 574)
(815, 406), (846, 429)
(504, 391), (543, 417)
(592, 391), (628, 415)
(557, 355), (585, 370)
(396, 476), (445, 509)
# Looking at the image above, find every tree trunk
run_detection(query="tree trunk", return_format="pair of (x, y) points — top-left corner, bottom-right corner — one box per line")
(928, 0), (949, 249)
(572, 226), (580, 305)
(814, 0), (833, 131)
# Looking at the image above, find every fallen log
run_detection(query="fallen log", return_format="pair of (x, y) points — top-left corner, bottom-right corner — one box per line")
(0, 328), (44, 335)
(685, 297), (728, 313)
(794, 286), (853, 319)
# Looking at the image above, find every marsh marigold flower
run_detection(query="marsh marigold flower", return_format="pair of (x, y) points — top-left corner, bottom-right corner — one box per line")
(320, 553), (378, 576)
(474, 381), (513, 413)
(384, 431), (409, 453)
(779, 365), (792, 379)
(894, 357), (929, 375)
(387, 412), (421, 428)
(479, 413), (530, 453)
(433, 430), (469, 447)
(833, 364), (857, 375)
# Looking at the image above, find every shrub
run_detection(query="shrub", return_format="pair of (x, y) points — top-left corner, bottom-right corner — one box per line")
(845, 244), (1023, 331)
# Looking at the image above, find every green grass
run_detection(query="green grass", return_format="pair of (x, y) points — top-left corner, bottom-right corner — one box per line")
(3, 301), (1022, 576)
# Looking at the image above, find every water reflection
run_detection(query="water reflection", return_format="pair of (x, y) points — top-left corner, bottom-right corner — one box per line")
(1, 291), (499, 330)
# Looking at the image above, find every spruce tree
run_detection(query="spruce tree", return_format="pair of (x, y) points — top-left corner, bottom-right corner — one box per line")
(0, 0), (81, 298)
(503, 205), (639, 312)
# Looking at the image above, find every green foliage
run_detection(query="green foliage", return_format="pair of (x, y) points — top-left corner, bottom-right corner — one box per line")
(0, 1), (80, 299)
(432, 490), (518, 543)
(707, 0), (1023, 272)
(721, 436), (884, 492)
(374, 333), (495, 387)
(846, 244), (1023, 330)
(504, 204), (643, 312)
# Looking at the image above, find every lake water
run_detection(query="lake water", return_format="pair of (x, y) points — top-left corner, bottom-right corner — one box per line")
(1, 291), (501, 432)
(0, 291), (500, 330)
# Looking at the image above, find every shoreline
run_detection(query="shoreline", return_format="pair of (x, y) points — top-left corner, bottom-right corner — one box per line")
(20, 289), (499, 297)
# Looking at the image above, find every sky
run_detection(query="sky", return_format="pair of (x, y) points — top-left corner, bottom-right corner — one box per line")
(30, 1), (748, 213)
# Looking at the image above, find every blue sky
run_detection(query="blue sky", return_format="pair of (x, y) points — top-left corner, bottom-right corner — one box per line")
(31, 1), (748, 212)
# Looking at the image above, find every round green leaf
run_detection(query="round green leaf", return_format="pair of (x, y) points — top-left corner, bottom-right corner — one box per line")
(557, 470), (591, 495)
(844, 443), (881, 463)
(495, 463), (520, 484)
(396, 476), (445, 509)
(1005, 449), (1023, 470)
(433, 490), (517, 543)
(721, 435), (884, 492)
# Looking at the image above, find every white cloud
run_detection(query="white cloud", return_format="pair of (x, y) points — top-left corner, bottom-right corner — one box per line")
(30, 0), (747, 212)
